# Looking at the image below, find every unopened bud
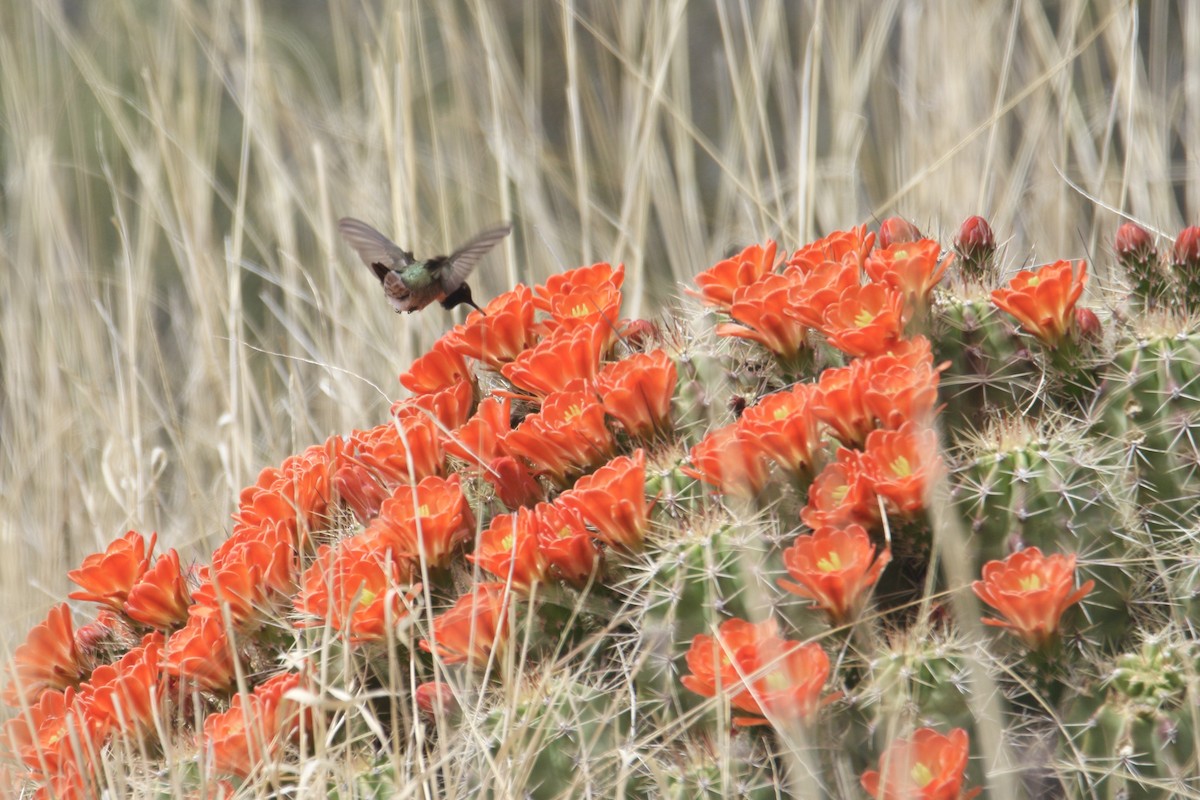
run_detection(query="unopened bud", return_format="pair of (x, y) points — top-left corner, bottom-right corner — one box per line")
(1174, 226), (1200, 312)
(953, 216), (996, 280)
(1074, 307), (1101, 341)
(415, 681), (460, 720)
(1115, 222), (1154, 261)
(878, 217), (922, 249)
(1173, 226), (1200, 266)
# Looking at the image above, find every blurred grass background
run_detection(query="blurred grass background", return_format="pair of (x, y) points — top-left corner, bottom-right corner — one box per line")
(0, 0), (1196, 640)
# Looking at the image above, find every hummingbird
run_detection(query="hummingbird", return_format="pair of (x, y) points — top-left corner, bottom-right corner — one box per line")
(337, 217), (512, 314)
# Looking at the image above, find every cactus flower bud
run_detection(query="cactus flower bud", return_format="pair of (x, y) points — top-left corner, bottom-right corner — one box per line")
(1173, 225), (1200, 311)
(1115, 222), (1154, 260)
(1074, 307), (1101, 341)
(1173, 225), (1200, 265)
(878, 217), (921, 249)
(953, 216), (996, 280)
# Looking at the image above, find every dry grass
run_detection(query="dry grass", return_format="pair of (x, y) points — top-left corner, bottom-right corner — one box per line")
(1, 1), (1197, 796)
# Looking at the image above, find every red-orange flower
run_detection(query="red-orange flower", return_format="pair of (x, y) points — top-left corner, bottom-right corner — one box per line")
(861, 422), (943, 519)
(972, 548), (1094, 649)
(863, 239), (951, 309)
(123, 549), (192, 631)
(202, 671), (306, 778)
(67, 531), (155, 613)
(445, 284), (539, 368)
(787, 226), (875, 273)
(294, 534), (418, 641)
(194, 526), (298, 630)
(716, 274), (810, 362)
(800, 448), (879, 530)
(84, 633), (165, 740)
(861, 727), (977, 800)
(544, 279), (623, 337)
(162, 611), (239, 692)
(778, 525), (891, 623)
(860, 338), (944, 430)
(419, 583), (512, 667)
(399, 337), (473, 395)
(531, 502), (601, 585)
(990, 259), (1088, 345)
(4, 604), (89, 707)
(501, 389), (615, 485)
(485, 456), (546, 509)
(501, 319), (609, 398)
(739, 383), (825, 477)
(686, 241), (779, 311)
(468, 508), (549, 591)
(784, 258), (863, 330)
(809, 362), (874, 448)
(680, 617), (833, 727)
(557, 450), (650, 550)
(393, 378), (475, 431)
(1, 686), (104, 789)
(533, 262), (625, 312)
(820, 283), (909, 357)
(877, 217), (922, 249)
(681, 423), (772, 498)
(367, 474), (475, 568)
(445, 396), (511, 469)
(345, 416), (445, 489)
(595, 349), (678, 440)
(332, 461), (392, 523)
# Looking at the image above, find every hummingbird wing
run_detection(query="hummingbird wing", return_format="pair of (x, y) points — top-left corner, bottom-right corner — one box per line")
(436, 223), (512, 293)
(337, 217), (415, 280)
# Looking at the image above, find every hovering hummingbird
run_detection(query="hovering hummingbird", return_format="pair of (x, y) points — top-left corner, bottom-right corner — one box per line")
(337, 217), (511, 314)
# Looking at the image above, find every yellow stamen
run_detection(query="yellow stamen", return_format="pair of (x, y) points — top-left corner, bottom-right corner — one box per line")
(910, 762), (934, 787)
(1019, 574), (1042, 591)
(854, 310), (876, 328)
(817, 551), (843, 572)
(890, 456), (912, 477)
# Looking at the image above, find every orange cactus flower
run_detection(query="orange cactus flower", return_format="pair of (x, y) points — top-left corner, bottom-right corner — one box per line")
(445, 395), (511, 469)
(778, 525), (891, 624)
(531, 501), (601, 585)
(84, 633), (165, 740)
(801, 448), (880, 530)
(3, 604), (89, 708)
(809, 361), (875, 448)
(861, 421), (944, 519)
(820, 283), (909, 358)
(681, 423), (772, 499)
(501, 319), (609, 398)
(419, 583), (512, 667)
(1, 686), (104, 788)
(333, 461), (391, 523)
(990, 259), (1088, 345)
(686, 241), (779, 311)
(194, 528), (298, 630)
(394, 378), (476, 431)
(346, 415), (445, 489)
(595, 349), (678, 441)
(67, 531), (155, 613)
(533, 262), (625, 313)
(202, 671), (305, 778)
(274, 442), (338, 532)
(399, 337), (473, 395)
(861, 727), (978, 800)
(787, 225), (875, 273)
(680, 617), (833, 728)
(485, 456), (546, 509)
(123, 548), (192, 631)
(877, 217), (922, 249)
(972, 548), (1094, 649)
(468, 508), (549, 591)
(445, 284), (539, 368)
(501, 389), (615, 485)
(864, 239), (951, 309)
(557, 450), (650, 550)
(294, 535), (419, 641)
(739, 383), (825, 476)
(716, 274), (811, 362)
(544, 279), (623, 336)
(162, 611), (239, 693)
(783, 258), (864, 331)
(367, 474), (475, 569)
(860, 338), (945, 430)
